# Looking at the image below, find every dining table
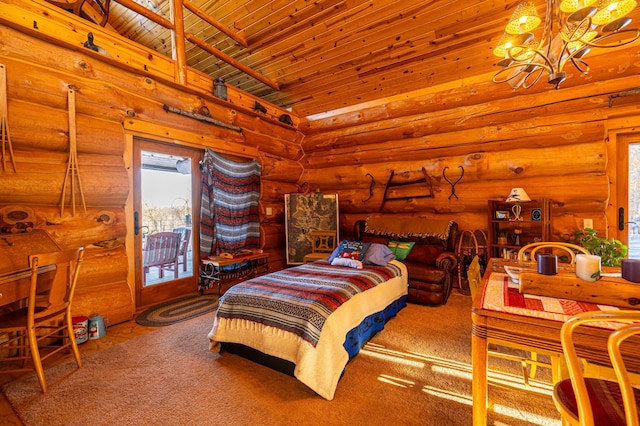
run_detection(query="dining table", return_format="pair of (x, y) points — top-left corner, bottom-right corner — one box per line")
(471, 258), (640, 426)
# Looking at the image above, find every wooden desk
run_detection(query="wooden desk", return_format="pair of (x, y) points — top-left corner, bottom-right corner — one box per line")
(0, 265), (56, 308)
(0, 230), (61, 308)
(199, 253), (269, 295)
(0, 230), (61, 275)
(471, 259), (640, 426)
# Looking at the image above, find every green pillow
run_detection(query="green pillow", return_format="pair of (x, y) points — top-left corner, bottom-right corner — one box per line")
(387, 241), (415, 261)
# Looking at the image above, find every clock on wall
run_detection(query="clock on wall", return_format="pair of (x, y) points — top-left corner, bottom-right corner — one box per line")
(531, 208), (542, 221)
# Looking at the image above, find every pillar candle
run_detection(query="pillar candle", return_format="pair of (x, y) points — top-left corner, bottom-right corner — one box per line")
(621, 259), (640, 283)
(575, 254), (601, 282)
(537, 254), (557, 275)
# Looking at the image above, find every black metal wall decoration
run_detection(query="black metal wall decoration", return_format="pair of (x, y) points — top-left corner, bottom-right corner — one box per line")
(297, 181), (310, 194)
(380, 167), (434, 212)
(254, 101), (267, 114)
(279, 114), (293, 126)
(83, 32), (111, 56)
(362, 173), (375, 202)
(443, 165), (464, 200)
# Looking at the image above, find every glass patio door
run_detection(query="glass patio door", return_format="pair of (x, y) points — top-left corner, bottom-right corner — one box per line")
(617, 133), (640, 260)
(133, 138), (200, 308)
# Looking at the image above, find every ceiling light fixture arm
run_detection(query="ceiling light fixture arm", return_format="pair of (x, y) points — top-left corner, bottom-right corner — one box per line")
(492, 0), (640, 90)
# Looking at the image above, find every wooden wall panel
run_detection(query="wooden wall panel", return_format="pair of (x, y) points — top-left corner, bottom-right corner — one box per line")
(300, 74), (640, 259)
(300, 142), (606, 190)
(7, 100), (125, 156)
(0, 22), (299, 324)
(74, 282), (133, 325)
(0, 152), (128, 206)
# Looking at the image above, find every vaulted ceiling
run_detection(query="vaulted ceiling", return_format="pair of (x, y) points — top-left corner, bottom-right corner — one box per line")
(64, 0), (640, 118)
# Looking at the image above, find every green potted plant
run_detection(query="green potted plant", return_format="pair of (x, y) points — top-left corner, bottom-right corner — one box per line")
(571, 228), (628, 267)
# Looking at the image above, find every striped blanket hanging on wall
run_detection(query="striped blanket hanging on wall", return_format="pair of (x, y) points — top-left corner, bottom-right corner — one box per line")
(200, 149), (261, 258)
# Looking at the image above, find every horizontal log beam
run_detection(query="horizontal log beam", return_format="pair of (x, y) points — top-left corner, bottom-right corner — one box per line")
(185, 33), (279, 91)
(300, 73), (640, 135)
(0, 151), (129, 206)
(0, 4), (295, 127)
(183, 0), (248, 48)
(300, 141), (606, 191)
(112, 0), (174, 29)
(301, 120), (605, 169)
(332, 173), (609, 215)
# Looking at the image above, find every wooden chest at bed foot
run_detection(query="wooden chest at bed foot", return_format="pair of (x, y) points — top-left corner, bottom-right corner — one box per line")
(407, 279), (451, 306)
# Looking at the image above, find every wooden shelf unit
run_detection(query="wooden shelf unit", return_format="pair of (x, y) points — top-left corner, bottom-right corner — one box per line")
(487, 198), (552, 260)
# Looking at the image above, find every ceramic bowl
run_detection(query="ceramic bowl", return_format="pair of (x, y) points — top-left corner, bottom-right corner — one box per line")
(503, 265), (530, 284)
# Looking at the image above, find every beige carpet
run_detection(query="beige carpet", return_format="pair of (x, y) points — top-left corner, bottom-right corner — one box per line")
(2, 292), (561, 426)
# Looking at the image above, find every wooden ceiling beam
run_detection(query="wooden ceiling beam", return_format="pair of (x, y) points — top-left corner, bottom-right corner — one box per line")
(183, 0), (248, 48)
(112, 0), (174, 29)
(201, 0), (505, 92)
(259, 4), (506, 84)
(185, 32), (279, 89)
(51, 0), (640, 117)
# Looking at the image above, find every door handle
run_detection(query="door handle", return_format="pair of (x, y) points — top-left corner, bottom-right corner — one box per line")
(134, 212), (148, 236)
(619, 207), (636, 231)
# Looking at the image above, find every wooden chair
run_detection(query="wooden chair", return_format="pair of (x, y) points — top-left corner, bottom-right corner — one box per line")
(172, 227), (192, 272)
(142, 232), (180, 284)
(518, 242), (590, 263)
(0, 247), (85, 393)
(46, 0), (111, 27)
(552, 310), (640, 426)
(303, 230), (337, 263)
(491, 242), (591, 386)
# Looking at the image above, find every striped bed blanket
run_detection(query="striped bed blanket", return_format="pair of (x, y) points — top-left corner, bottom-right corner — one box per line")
(216, 261), (402, 347)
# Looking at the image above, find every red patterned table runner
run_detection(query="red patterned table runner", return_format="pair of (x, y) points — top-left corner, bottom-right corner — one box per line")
(481, 272), (621, 326)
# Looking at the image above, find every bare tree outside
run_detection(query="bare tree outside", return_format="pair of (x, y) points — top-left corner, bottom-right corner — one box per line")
(629, 144), (640, 259)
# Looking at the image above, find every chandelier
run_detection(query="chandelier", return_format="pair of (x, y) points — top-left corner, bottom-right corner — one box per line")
(493, 0), (640, 90)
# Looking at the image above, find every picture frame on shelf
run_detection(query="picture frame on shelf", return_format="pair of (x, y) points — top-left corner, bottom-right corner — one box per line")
(531, 208), (542, 221)
(495, 210), (510, 220)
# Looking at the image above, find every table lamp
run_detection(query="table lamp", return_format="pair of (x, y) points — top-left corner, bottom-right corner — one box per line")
(505, 187), (531, 221)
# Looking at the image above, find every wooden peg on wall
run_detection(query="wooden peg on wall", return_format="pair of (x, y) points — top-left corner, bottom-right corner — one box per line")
(0, 64), (17, 173)
(60, 86), (87, 217)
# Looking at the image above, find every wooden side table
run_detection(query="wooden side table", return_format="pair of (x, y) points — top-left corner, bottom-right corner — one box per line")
(199, 253), (269, 295)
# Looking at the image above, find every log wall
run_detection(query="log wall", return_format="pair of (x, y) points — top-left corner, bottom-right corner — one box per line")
(2, 0), (640, 324)
(0, 22), (302, 324)
(298, 47), (640, 248)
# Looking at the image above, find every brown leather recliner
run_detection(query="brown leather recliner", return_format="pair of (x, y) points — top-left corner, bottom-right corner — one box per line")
(354, 219), (458, 306)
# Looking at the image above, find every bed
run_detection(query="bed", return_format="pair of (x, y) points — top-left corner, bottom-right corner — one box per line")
(208, 258), (408, 400)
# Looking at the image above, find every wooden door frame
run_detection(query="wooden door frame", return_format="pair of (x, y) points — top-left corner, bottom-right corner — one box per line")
(124, 129), (203, 311)
(132, 138), (201, 309)
(605, 116), (640, 243)
(123, 120), (259, 311)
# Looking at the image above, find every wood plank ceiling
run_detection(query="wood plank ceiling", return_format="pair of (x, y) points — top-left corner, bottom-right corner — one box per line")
(73, 0), (640, 118)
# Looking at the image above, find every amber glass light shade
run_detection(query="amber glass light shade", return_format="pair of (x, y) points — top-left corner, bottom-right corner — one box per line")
(493, 32), (515, 57)
(495, 0), (639, 90)
(592, 0), (637, 25)
(505, 1), (542, 34)
(493, 32), (535, 57)
(560, 0), (598, 12)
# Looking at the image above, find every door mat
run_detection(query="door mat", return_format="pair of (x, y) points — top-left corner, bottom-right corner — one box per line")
(135, 294), (219, 327)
